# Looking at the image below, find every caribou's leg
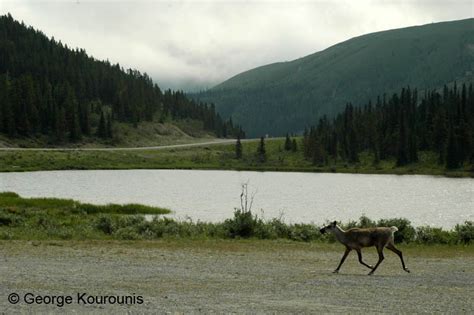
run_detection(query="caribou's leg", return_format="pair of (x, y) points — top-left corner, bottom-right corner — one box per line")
(333, 247), (351, 273)
(368, 246), (385, 275)
(386, 242), (410, 273)
(356, 249), (373, 270)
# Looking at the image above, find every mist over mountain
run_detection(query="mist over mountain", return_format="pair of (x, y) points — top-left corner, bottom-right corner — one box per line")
(0, 14), (243, 145)
(193, 19), (474, 137)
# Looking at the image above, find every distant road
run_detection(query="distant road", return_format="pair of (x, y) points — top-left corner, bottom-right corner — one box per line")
(0, 137), (282, 151)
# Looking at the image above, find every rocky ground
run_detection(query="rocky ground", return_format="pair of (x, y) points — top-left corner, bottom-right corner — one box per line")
(0, 240), (473, 313)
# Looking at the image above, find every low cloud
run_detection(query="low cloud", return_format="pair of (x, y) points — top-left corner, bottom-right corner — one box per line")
(1, 0), (471, 91)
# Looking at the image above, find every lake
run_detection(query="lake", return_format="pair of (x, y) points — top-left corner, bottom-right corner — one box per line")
(0, 170), (472, 228)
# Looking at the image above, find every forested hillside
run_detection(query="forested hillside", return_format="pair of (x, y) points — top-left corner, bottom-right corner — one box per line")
(303, 84), (474, 169)
(0, 14), (243, 145)
(194, 18), (474, 137)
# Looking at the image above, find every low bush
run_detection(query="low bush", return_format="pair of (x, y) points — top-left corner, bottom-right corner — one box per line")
(0, 208), (24, 226)
(0, 193), (471, 244)
(224, 209), (263, 238)
(114, 227), (142, 240)
(341, 216), (416, 243)
(377, 218), (416, 243)
(455, 221), (474, 244)
(95, 215), (115, 234)
(416, 226), (455, 244)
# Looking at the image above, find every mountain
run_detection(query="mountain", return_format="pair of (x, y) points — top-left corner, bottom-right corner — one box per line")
(0, 14), (243, 146)
(193, 19), (474, 137)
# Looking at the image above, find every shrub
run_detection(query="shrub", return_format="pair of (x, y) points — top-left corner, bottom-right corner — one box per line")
(253, 221), (277, 239)
(288, 224), (320, 242)
(0, 209), (24, 226)
(116, 215), (145, 228)
(194, 221), (226, 238)
(416, 226), (455, 244)
(114, 227), (142, 240)
(377, 218), (415, 243)
(343, 219), (359, 229)
(47, 227), (73, 239)
(94, 215), (115, 234)
(358, 215), (377, 228)
(455, 221), (474, 244)
(160, 218), (182, 237)
(0, 230), (13, 240)
(224, 209), (261, 238)
(268, 218), (290, 239)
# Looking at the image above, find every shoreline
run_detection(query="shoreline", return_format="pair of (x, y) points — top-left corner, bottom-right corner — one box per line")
(0, 193), (472, 244)
(1, 137), (472, 177)
(2, 164), (472, 178)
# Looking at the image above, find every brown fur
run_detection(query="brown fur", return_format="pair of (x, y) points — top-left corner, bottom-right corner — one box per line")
(320, 221), (410, 275)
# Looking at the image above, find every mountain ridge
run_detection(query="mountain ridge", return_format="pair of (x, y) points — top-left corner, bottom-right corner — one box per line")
(194, 18), (474, 137)
(0, 13), (243, 146)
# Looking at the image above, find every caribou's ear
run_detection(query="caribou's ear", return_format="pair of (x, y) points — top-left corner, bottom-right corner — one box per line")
(332, 221), (337, 226)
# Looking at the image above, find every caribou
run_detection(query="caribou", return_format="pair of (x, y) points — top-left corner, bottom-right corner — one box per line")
(320, 221), (410, 275)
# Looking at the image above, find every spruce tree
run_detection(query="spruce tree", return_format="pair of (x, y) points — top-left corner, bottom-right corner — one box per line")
(257, 136), (266, 163)
(11, 79), (29, 136)
(97, 111), (106, 138)
(235, 135), (242, 159)
(432, 110), (448, 164)
(69, 109), (81, 142)
(446, 124), (460, 169)
(55, 107), (66, 142)
(348, 128), (359, 163)
(106, 114), (113, 138)
(311, 137), (325, 165)
(396, 110), (409, 166)
(284, 133), (292, 151)
(0, 14), (242, 144)
(79, 103), (91, 136)
(291, 139), (298, 152)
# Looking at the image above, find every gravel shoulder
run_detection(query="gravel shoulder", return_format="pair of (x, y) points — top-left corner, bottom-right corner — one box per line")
(1, 240), (473, 313)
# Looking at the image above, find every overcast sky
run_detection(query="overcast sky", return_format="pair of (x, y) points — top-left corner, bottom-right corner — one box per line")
(0, 0), (472, 91)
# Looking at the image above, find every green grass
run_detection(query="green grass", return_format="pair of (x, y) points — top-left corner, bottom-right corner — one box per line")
(0, 192), (169, 215)
(0, 193), (472, 244)
(0, 138), (472, 177)
(0, 192), (170, 240)
(0, 118), (215, 149)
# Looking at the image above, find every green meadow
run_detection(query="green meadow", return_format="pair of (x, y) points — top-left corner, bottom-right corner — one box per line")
(1, 137), (472, 177)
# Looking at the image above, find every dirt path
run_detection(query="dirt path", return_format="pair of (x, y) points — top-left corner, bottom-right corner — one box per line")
(0, 137), (280, 151)
(1, 240), (473, 313)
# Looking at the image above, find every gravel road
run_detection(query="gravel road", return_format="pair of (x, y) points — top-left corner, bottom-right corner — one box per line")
(1, 240), (473, 313)
(0, 137), (280, 151)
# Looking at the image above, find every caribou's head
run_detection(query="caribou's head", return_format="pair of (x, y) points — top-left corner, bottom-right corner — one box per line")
(320, 221), (337, 234)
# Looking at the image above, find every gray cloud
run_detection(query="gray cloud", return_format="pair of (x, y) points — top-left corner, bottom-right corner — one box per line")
(1, 0), (472, 91)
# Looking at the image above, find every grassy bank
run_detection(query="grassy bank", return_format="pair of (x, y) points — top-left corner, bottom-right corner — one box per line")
(0, 192), (170, 240)
(1, 137), (472, 177)
(0, 119), (216, 149)
(1, 193), (472, 244)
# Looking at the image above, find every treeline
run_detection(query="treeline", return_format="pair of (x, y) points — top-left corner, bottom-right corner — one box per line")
(0, 14), (243, 142)
(303, 84), (474, 169)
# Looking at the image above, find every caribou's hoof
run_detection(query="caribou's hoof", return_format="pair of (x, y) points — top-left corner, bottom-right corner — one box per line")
(332, 270), (339, 274)
(404, 268), (410, 273)
(368, 271), (374, 276)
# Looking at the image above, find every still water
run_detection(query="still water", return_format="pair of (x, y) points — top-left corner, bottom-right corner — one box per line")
(0, 170), (472, 228)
